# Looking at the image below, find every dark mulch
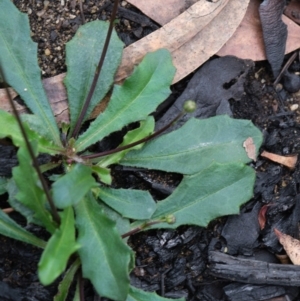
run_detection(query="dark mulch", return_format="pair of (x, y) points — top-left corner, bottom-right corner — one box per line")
(1, 1), (300, 301)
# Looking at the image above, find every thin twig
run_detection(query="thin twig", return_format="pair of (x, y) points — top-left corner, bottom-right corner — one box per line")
(274, 51), (298, 87)
(82, 112), (184, 160)
(78, 0), (86, 24)
(0, 67), (61, 225)
(71, 0), (120, 138)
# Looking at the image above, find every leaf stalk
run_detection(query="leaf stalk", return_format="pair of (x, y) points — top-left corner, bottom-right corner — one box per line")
(121, 220), (162, 239)
(0, 67), (61, 225)
(81, 112), (184, 160)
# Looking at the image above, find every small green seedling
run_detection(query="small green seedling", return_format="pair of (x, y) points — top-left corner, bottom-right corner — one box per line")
(0, 0), (263, 300)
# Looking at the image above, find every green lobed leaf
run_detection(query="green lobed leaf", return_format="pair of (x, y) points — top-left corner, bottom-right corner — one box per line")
(21, 114), (59, 144)
(137, 162), (255, 229)
(0, 0), (61, 146)
(127, 286), (185, 301)
(54, 258), (81, 301)
(52, 163), (97, 209)
(97, 187), (157, 220)
(0, 110), (62, 155)
(75, 49), (176, 152)
(0, 209), (46, 248)
(75, 192), (133, 301)
(0, 176), (8, 195)
(121, 116), (263, 174)
(40, 162), (61, 173)
(100, 202), (131, 236)
(6, 178), (38, 225)
(38, 206), (80, 286)
(97, 117), (155, 167)
(91, 165), (112, 185)
(13, 144), (57, 234)
(65, 20), (124, 133)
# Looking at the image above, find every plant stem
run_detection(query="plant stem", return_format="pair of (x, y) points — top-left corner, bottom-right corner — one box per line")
(79, 269), (85, 301)
(0, 67), (61, 225)
(82, 112), (184, 160)
(71, 0), (120, 138)
(121, 220), (163, 239)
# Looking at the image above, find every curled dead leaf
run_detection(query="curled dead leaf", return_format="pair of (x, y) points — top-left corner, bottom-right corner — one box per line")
(243, 137), (257, 161)
(274, 228), (300, 265)
(218, 0), (300, 61)
(260, 150), (298, 169)
(258, 204), (271, 230)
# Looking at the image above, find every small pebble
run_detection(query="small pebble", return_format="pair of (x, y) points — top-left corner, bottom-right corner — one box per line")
(121, 1), (127, 7)
(91, 6), (97, 13)
(123, 19), (130, 28)
(45, 48), (51, 56)
(290, 104), (299, 111)
(275, 83), (283, 92)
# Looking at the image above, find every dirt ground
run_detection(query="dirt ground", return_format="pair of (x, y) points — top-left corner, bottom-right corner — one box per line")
(2, 0), (300, 300)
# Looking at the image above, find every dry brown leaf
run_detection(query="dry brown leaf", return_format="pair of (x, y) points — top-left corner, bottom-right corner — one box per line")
(117, 0), (250, 84)
(274, 228), (300, 265)
(243, 137), (257, 161)
(260, 150), (298, 169)
(217, 0), (300, 60)
(284, 0), (300, 25)
(42, 73), (69, 124)
(275, 253), (290, 264)
(0, 87), (26, 115)
(0, 74), (70, 123)
(217, 0), (264, 60)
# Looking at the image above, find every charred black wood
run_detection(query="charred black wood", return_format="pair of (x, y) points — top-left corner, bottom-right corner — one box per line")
(223, 283), (298, 301)
(104, 3), (159, 29)
(221, 202), (261, 256)
(209, 251), (300, 286)
(283, 71), (300, 93)
(117, 7), (159, 29)
(0, 145), (50, 177)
